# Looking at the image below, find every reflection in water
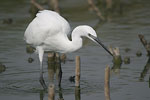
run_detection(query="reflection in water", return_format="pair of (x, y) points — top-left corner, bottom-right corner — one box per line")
(39, 90), (45, 100)
(47, 53), (62, 86)
(149, 76), (150, 88)
(47, 53), (63, 100)
(140, 57), (150, 81)
(58, 86), (64, 100)
(75, 86), (80, 100)
(111, 57), (122, 74)
(111, 63), (122, 74)
(39, 53), (82, 100)
(39, 85), (64, 100)
(39, 85), (81, 100)
(0, 62), (6, 73)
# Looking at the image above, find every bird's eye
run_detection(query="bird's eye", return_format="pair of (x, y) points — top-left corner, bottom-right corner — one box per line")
(88, 33), (91, 37)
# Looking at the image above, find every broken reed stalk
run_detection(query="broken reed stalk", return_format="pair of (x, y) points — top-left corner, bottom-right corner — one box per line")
(48, 52), (55, 62)
(48, 0), (60, 13)
(138, 34), (150, 56)
(47, 53), (55, 83)
(105, 66), (110, 100)
(48, 84), (55, 100)
(31, 0), (60, 13)
(75, 56), (81, 87)
(106, 0), (112, 9)
(55, 53), (62, 86)
(60, 53), (67, 63)
(88, 0), (105, 21)
(109, 46), (122, 65)
(31, 0), (44, 10)
(140, 57), (150, 81)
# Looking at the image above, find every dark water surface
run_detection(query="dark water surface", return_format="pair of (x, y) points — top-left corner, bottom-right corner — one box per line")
(0, 0), (150, 100)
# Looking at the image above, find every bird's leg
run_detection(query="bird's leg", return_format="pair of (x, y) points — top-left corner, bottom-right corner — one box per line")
(39, 63), (47, 90)
(47, 52), (55, 84)
(38, 46), (47, 90)
(55, 53), (62, 87)
(58, 85), (64, 100)
(58, 64), (62, 87)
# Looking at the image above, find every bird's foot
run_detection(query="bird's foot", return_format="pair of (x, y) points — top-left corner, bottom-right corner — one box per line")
(39, 77), (47, 91)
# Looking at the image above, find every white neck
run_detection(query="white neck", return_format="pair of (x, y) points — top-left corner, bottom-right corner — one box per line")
(61, 25), (96, 53)
(65, 26), (84, 53)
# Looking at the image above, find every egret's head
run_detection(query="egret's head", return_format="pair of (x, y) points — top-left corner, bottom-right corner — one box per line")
(84, 25), (113, 56)
(72, 25), (113, 56)
(84, 26), (97, 42)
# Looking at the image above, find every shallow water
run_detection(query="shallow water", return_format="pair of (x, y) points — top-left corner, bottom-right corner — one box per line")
(0, 0), (150, 100)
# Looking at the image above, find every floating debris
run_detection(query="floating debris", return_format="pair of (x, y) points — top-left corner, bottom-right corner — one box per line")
(26, 45), (35, 54)
(28, 57), (34, 63)
(136, 51), (142, 57)
(124, 56), (130, 64)
(0, 63), (6, 73)
(69, 76), (75, 83)
(125, 48), (131, 53)
(2, 18), (13, 24)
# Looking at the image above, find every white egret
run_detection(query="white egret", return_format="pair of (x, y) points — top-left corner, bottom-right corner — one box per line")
(24, 10), (113, 90)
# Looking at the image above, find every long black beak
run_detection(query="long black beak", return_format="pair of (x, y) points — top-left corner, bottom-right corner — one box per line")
(88, 34), (113, 57)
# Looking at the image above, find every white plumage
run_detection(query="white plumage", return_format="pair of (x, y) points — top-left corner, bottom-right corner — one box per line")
(24, 10), (97, 53)
(24, 10), (112, 89)
(25, 10), (70, 50)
